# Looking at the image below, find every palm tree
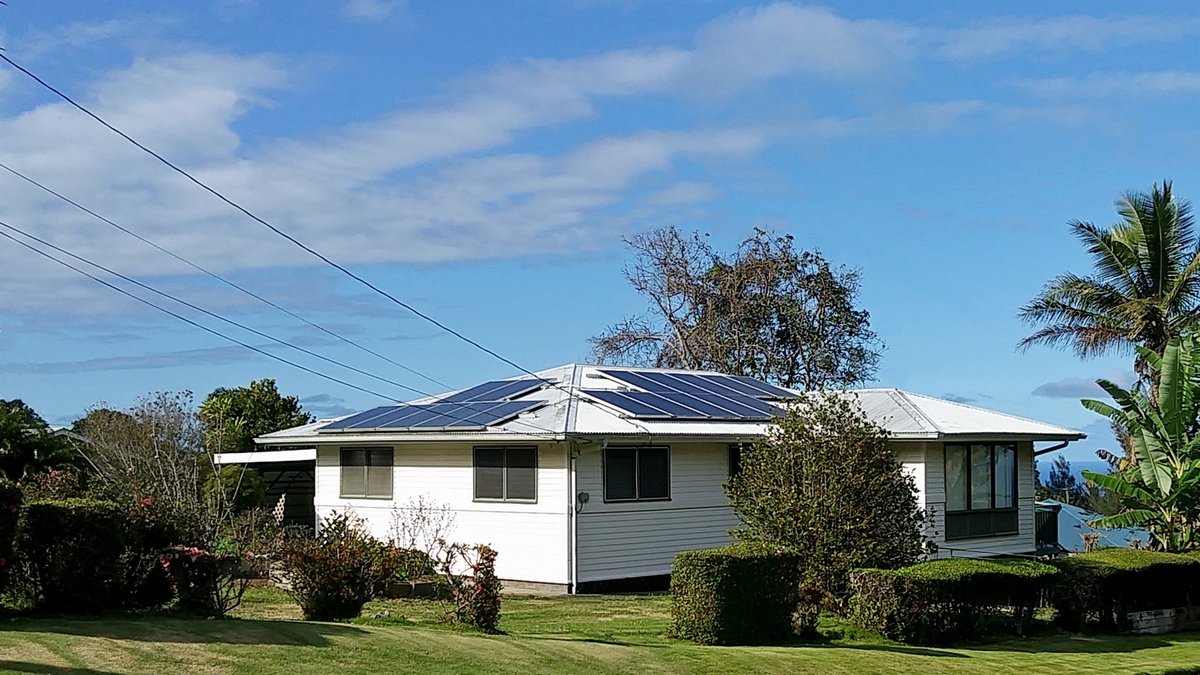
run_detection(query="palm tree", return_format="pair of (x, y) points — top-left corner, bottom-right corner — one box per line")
(1019, 182), (1200, 376)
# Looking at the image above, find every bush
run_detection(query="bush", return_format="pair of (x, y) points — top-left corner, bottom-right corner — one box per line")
(849, 558), (1060, 644)
(669, 544), (801, 646)
(0, 480), (20, 593)
(116, 496), (177, 610)
(15, 499), (126, 613)
(203, 465), (266, 513)
(1049, 548), (1200, 632)
(279, 511), (398, 621)
(436, 543), (502, 631)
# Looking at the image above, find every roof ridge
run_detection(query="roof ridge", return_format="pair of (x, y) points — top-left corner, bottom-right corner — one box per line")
(900, 389), (1082, 434)
(883, 389), (941, 434)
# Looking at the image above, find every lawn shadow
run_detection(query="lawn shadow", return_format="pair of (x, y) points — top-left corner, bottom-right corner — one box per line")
(0, 662), (124, 675)
(962, 631), (1199, 655)
(5, 616), (366, 646)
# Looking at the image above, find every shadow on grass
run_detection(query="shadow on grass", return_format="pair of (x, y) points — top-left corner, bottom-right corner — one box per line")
(0, 662), (124, 675)
(4, 615), (366, 646)
(963, 631), (1200, 655)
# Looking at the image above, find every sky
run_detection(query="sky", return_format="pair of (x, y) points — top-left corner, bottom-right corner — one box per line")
(1, 0), (1197, 463)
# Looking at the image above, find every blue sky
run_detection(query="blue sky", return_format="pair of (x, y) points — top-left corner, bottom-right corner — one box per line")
(1, 1), (1197, 463)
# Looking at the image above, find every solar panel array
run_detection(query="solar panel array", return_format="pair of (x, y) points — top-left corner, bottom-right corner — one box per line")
(318, 378), (549, 432)
(584, 370), (797, 421)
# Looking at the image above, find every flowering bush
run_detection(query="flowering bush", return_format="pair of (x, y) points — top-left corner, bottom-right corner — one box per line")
(159, 544), (258, 617)
(15, 498), (126, 613)
(437, 543), (501, 632)
(279, 511), (398, 621)
(116, 494), (177, 609)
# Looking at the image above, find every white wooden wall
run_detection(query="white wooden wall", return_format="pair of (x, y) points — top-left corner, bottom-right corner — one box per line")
(573, 441), (738, 583)
(314, 442), (571, 585)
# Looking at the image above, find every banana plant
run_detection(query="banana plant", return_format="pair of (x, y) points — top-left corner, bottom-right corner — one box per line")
(1080, 335), (1200, 551)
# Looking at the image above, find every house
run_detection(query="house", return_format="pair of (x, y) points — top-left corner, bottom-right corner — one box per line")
(216, 364), (1085, 593)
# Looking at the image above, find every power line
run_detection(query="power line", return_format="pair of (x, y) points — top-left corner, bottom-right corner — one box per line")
(0, 220), (569, 438)
(0, 52), (564, 388)
(0, 219), (419, 399)
(0, 222), (394, 401)
(0, 160), (450, 391)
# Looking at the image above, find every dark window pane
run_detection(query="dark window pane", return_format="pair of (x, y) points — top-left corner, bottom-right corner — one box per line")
(505, 448), (537, 501)
(367, 448), (393, 467)
(341, 448), (367, 466)
(605, 449), (638, 501)
(729, 445), (743, 478)
(638, 447), (670, 499)
(995, 445), (1015, 508)
(474, 448), (505, 499)
(945, 445), (968, 512)
(970, 445), (993, 510)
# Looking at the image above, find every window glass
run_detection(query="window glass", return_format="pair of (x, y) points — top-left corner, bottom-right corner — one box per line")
(728, 444), (743, 478)
(474, 448), (505, 500)
(970, 445), (993, 510)
(505, 448), (538, 501)
(604, 448), (638, 501)
(994, 445), (1015, 508)
(638, 447), (670, 499)
(945, 445), (968, 512)
(340, 448), (391, 498)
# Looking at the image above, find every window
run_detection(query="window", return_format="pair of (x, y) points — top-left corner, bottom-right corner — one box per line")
(604, 446), (670, 502)
(944, 443), (1018, 540)
(728, 443), (749, 478)
(340, 447), (393, 499)
(474, 446), (537, 502)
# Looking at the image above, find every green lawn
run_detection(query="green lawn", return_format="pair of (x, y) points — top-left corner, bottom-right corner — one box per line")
(0, 589), (1198, 674)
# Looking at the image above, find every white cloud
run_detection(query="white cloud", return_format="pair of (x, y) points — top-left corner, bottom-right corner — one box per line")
(936, 15), (1200, 60)
(343, 0), (402, 20)
(1015, 71), (1200, 99)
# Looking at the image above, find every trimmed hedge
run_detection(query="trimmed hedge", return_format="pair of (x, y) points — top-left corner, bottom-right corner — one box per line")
(0, 480), (20, 594)
(669, 544), (801, 646)
(15, 498), (126, 613)
(849, 558), (1060, 644)
(1049, 548), (1200, 632)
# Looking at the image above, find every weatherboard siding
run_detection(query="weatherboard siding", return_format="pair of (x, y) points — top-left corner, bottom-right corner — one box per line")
(314, 442), (571, 585)
(921, 440), (1038, 557)
(574, 441), (737, 583)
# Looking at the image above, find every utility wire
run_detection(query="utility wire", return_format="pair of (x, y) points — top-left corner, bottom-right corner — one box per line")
(0, 52), (567, 390)
(0, 219), (417, 399)
(0, 220), (569, 438)
(0, 160), (450, 391)
(0, 222), (393, 401)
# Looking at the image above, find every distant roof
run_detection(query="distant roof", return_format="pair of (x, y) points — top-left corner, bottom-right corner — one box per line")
(256, 364), (1085, 445)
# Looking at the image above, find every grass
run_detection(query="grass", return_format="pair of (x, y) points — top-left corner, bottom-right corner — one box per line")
(0, 589), (1197, 674)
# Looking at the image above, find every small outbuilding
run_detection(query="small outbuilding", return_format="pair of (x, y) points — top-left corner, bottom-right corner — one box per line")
(218, 364), (1085, 593)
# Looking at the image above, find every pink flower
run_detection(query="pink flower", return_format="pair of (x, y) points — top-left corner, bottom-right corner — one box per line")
(49, 470), (58, 477)
(142, 498), (152, 507)
(8, 506), (16, 513)
(0, 558), (6, 566)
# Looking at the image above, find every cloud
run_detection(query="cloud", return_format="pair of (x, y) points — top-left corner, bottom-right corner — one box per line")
(936, 15), (1200, 60)
(1032, 370), (1136, 399)
(343, 0), (402, 20)
(1015, 71), (1200, 99)
(942, 393), (976, 404)
(0, 345), (256, 374)
(300, 393), (357, 418)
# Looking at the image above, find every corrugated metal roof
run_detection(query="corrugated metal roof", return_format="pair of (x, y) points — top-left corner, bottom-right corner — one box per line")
(256, 364), (1085, 445)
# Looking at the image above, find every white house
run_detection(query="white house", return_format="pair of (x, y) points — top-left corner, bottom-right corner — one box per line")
(217, 364), (1084, 594)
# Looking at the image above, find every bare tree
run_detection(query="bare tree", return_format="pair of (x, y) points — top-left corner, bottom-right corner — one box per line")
(590, 227), (883, 389)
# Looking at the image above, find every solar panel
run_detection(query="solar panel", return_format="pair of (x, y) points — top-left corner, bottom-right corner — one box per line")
(584, 390), (778, 421)
(319, 400), (543, 432)
(597, 369), (797, 400)
(439, 378), (548, 403)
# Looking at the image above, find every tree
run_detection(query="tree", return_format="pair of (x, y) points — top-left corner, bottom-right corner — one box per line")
(590, 227), (883, 389)
(1019, 182), (1200, 379)
(199, 379), (313, 453)
(0, 399), (78, 479)
(1080, 335), (1200, 551)
(726, 391), (924, 624)
(1037, 455), (1083, 504)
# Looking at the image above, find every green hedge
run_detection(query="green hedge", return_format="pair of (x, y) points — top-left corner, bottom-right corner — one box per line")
(849, 558), (1060, 644)
(1049, 548), (1200, 632)
(0, 481), (20, 594)
(15, 498), (127, 613)
(669, 544), (801, 646)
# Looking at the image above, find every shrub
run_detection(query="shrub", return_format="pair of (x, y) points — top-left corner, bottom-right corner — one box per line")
(849, 558), (1060, 644)
(1049, 548), (1200, 632)
(116, 496), (177, 610)
(0, 480), (20, 593)
(669, 544), (801, 646)
(436, 542), (502, 631)
(15, 499), (126, 613)
(203, 465), (266, 513)
(392, 547), (437, 581)
(279, 511), (398, 621)
(726, 393), (924, 605)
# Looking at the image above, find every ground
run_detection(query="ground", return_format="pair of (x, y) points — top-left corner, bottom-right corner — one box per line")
(0, 589), (1197, 674)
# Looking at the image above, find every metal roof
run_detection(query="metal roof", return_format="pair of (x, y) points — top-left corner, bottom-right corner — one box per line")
(255, 364), (1085, 445)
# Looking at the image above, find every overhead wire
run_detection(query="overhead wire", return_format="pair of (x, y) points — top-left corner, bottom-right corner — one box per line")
(0, 219), (571, 438)
(0, 161), (451, 391)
